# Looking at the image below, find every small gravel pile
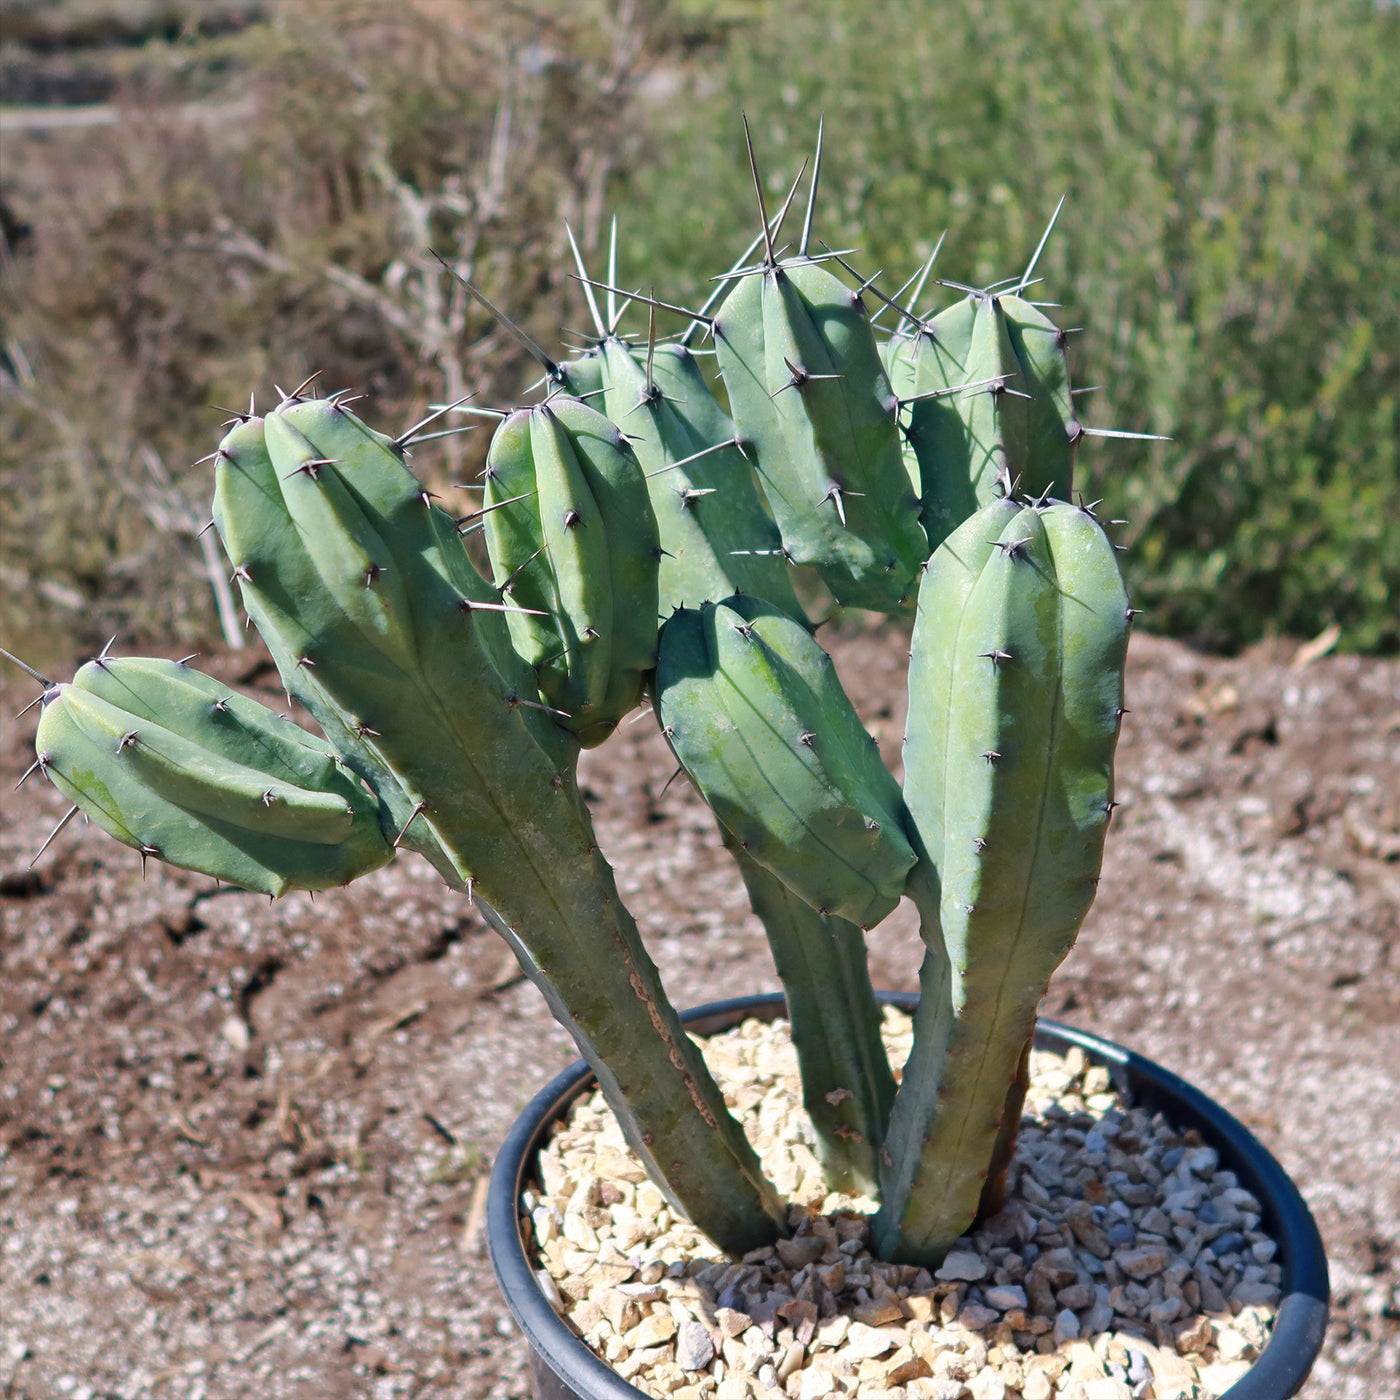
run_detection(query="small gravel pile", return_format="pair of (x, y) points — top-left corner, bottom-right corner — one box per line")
(522, 1009), (1283, 1400)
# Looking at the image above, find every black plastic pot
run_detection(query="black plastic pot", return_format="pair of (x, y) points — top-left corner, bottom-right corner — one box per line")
(488, 992), (1329, 1400)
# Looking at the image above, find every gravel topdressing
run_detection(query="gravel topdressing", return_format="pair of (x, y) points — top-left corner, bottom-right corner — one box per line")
(521, 1008), (1283, 1400)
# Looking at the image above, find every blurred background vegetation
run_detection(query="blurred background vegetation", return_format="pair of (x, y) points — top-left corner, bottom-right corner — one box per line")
(2, 0), (1396, 667)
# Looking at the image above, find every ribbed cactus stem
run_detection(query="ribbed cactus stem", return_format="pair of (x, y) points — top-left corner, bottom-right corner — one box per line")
(723, 831), (895, 1194)
(875, 497), (1128, 1262)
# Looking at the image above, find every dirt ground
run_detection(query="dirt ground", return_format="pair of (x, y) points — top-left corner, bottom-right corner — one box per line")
(1, 625), (1397, 1400)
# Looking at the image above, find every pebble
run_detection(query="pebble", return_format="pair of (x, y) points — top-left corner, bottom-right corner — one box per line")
(935, 1250), (988, 1282)
(528, 1013), (1281, 1400)
(675, 1319), (715, 1372)
(1115, 1243), (1170, 1279)
(983, 1285), (1028, 1311)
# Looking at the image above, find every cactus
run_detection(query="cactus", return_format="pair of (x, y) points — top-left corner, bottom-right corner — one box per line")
(33, 655), (393, 895)
(12, 128), (1148, 1270)
(480, 396), (660, 748)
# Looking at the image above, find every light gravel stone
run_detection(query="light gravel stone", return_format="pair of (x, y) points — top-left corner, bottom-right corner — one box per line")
(531, 1013), (1280, 1399)
(935, 1251), (987, 1283)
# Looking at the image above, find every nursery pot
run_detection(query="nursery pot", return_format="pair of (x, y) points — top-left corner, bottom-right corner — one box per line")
(487, 992), (1329, 1400)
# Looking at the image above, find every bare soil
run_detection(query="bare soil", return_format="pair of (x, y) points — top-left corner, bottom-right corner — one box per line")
(1, 626), (1397, 1400)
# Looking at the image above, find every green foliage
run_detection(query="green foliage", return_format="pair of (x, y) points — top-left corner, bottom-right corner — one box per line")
(624, 0), (1400, 652)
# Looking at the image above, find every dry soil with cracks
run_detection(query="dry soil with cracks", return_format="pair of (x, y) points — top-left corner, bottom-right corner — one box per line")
(1, 627), (1396, 1400)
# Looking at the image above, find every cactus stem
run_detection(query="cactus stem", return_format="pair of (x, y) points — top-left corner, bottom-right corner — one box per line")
(29, 804), (81, 869)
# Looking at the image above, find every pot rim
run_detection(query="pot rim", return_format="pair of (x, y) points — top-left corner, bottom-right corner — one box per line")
(488, 991), (1329, 1400)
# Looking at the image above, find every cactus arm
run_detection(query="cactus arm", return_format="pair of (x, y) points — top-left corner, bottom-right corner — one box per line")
(34, 660), (393, 896)
(59, 687), (358, 843)
(600, 340), (805, 618)
(220, 400), (785, 1254)
(874, 499), (1128, 1262)
(547, 397), (661, 720)
(719, 827), (895, 1194)
(527, 403), (617, 719)
(1000, 294), (1079, 497)
(481, 408), (567, 680)
(482, 399), (659, 747)
(713, 262), (926, 613)
(657, 596), (915, 929)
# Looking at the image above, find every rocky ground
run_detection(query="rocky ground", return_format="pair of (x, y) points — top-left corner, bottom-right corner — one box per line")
(1, 626), (1397, 1400)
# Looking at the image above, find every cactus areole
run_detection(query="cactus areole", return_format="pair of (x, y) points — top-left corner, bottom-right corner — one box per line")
(17, 133), (1164, 1271)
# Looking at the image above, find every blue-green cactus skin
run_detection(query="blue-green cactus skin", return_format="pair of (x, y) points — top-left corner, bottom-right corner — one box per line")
(34, 656), (393, 895)
(481, 397), (660, 748)
(656, 594), (916, 929)
(874, 496), (1129, 1261)
(599, 339), (805, 619)
(885, 293), (1079, 552)
(713, 260), (928, 613)
(208, 396), (785, 1254)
